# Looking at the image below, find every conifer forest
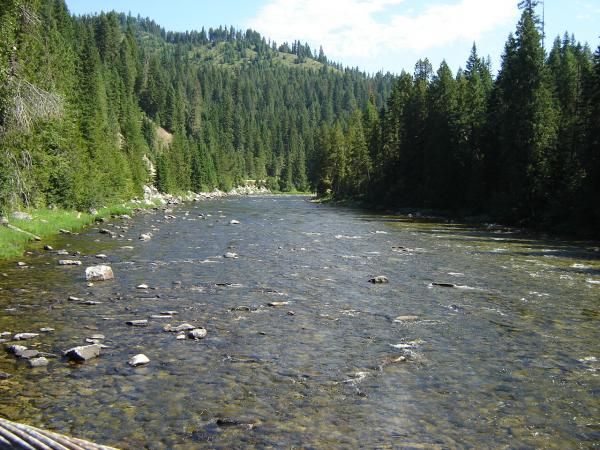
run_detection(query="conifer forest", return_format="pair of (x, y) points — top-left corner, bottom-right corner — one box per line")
(1, 0), (599, 235)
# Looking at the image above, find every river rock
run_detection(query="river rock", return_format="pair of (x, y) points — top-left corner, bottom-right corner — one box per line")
(126, 319), (148, 327)
(39, 327), (55, 333)
(56, 249), (69, 255)
(163, 323), (195, 332)
(99, 228), (117, 238)
(43, 245), (53, 251)
(58, 260), (82, 266)
(394, 315), (419, 322)
(136, 284), (149, 289)
(28, 357), (49, 367)
(13, 333), (39, 341)
(95, 254), (108, 259)
(64, 344), (101, 361)
(6, 345), (28, 356)
(139, 233), (152, 241)
(80, 300), (102, 305)
(431, 282), (456, 288)
(0, 371), (11, 379)
(18, 349), (40, 359)
(223, 252), (238, 259)
(11, 212), (32, 221)
(369, 276), (389, 284)
(176, 332), (186, 340)
(230, 219), (240, 225)
(188, 328), (207, 339)
(268, 301), (290, 307)
(85, 265), (114, 281)
(17, 262), (27, 267)
(128, 354), (150, 367)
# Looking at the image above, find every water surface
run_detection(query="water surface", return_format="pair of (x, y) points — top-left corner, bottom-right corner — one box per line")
(0, 197), (598, 448)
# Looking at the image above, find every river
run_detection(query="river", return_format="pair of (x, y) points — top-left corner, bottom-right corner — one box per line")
(0, 196), (598, 449)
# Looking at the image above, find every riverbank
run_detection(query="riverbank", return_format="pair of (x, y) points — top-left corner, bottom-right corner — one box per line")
(0, 184), (270, 260)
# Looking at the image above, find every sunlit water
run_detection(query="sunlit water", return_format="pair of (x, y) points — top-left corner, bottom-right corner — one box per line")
(0, 196), (598, 449)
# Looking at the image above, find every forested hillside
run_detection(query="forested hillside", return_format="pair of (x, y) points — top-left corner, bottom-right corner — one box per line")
(319, 3), (600, 234)
(0, 0), (393, 210)
(1, 0), (599, 235)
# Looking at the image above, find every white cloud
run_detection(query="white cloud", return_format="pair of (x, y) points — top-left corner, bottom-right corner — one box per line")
(247, 0), (518, 64)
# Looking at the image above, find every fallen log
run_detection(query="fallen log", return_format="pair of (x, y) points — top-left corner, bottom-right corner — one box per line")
(0, 417), (118, 449)
(2, 222), (42, 241)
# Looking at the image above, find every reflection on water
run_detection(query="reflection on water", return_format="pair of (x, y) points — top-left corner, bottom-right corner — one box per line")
(0, 197), (598, 448)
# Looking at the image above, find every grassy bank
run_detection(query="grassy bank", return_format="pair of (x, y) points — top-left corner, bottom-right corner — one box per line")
(0, 202), (158, 260)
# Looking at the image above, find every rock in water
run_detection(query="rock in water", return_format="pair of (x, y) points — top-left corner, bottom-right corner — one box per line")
(13, 333), (39, 341)
(28, 357), (49, 367)
(394, 315), (419, 322)
(6, 345), (28, 356)
(163, 323), (195, 332)
(126, 319), (148, 327)
(230, 220), (240, 225)
(128, 354), (150, 367)
(58, 260), (82, 266)
(223, 252), (238, 259)
(64, 344), (101, 361)
(369, 276), (389, 284)
(85, 265), (114, 281)
(188, 328), (207, 339)
(139, 233), (152, 241)
(136, 284), (149, 289)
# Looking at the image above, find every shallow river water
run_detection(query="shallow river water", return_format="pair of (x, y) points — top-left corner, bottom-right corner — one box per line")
(0, 196), (598, 449)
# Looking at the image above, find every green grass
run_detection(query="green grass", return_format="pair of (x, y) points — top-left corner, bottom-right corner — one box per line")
(0, 201), (160, 260)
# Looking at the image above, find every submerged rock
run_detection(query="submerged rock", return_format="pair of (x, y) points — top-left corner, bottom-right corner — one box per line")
(163, 323), (195, 332)
(64, 344), (101, 361)
(188, 328), (207, 340)
(28, 357), (49, 367)
(85, 265), (114, 281)
(128, 354), (150, 367)
(394, 315), (419, 322)
(369, 276), (389, 284)
(18, 349), (40, 359)
(431, 282), (456, 288)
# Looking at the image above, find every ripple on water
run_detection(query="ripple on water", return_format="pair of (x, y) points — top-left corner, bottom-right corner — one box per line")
(0, 197), (598, 449)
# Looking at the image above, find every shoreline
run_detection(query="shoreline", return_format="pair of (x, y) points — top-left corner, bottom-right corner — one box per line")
(0, 185), (271, 261)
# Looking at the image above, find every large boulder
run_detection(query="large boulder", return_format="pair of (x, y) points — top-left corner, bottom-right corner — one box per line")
(64, 344), (101, 361)
(85, 265), (114, 281)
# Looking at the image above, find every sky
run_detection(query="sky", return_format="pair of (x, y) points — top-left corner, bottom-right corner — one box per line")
(65, 0), (600, 75)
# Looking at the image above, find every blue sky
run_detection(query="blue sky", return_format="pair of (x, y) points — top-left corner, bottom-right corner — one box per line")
(65, 0), (600, 75)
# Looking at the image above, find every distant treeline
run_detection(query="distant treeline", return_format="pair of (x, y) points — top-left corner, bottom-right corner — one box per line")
(0, 1), (598, 235)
